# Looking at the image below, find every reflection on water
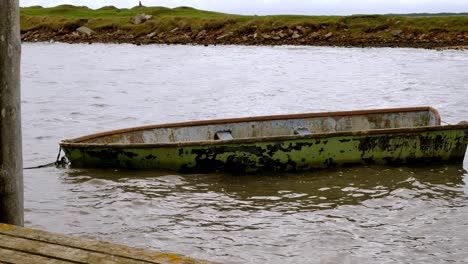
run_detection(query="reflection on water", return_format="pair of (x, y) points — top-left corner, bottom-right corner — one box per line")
(45, 165), (467, 263)
(22, 43), (468, 263)
(64, 165), (467, 211)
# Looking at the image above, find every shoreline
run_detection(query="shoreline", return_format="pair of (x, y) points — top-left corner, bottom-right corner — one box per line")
(21, 32), (468, 50)
(20, 5), (468, 50)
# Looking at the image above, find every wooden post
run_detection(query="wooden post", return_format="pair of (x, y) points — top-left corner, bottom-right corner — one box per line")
(0, 0), (24, 226)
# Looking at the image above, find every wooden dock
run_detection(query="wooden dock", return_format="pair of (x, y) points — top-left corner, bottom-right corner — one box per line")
(0, 223), (217, 264)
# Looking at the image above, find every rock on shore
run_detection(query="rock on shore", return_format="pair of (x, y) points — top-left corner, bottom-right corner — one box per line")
(20, 23), (468, 49)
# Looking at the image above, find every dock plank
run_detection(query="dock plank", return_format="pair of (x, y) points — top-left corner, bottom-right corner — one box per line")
(0, 224), (217, 264)
(0, 247), (73, 264)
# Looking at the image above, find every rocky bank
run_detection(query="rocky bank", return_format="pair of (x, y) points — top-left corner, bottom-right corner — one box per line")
(21, 15), (468, 50)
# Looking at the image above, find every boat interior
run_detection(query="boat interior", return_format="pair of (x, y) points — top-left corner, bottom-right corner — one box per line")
(74, 107), (441, 144)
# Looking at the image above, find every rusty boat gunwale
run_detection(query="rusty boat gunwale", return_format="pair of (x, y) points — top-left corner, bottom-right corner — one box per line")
(59, 106), (468, 172)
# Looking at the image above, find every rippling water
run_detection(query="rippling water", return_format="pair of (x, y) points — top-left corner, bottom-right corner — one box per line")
(22, 43), (467, 263)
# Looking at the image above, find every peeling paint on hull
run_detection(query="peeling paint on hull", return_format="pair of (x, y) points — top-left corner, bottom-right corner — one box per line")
(61, 125), (468, 173)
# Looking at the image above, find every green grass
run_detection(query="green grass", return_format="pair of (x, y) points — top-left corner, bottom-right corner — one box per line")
(20, 5), (243, 33)
(21, 5), (230, 18)
(20, 5), (468, 41)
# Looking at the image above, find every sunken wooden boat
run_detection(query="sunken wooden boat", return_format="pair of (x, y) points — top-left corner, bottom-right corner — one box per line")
(60, 107), (468, 173)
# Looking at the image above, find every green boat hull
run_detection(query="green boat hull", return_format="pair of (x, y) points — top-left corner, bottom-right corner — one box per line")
(61, 125), (467, 173)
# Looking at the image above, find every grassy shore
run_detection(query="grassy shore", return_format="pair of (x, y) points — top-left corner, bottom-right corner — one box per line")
(20, 5), (468, 49)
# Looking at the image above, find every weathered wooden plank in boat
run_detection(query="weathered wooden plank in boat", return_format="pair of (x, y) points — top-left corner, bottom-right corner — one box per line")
(214, 131), (233, 140)
(0, 223), (216, 264)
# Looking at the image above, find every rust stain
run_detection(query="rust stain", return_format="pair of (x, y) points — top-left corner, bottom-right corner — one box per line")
(169, 130), (175, 142)
(152, 252), (193, 263)
(0, 223), (13, 231)
(167, 254), (183, 262)
(128, 131), (144, 143)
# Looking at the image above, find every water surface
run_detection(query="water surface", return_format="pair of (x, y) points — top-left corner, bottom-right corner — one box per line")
(22, 44), (468, 263)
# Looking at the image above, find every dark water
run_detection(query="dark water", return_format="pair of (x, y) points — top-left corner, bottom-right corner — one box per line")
(22, 43), (468, 263)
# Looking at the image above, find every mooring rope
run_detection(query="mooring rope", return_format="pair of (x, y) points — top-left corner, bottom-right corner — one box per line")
(23, 147), (69, 170)
(441, 120), (452, 125)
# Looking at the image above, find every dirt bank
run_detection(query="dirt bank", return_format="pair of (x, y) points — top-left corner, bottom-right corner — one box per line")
(21, 27), (468, 49)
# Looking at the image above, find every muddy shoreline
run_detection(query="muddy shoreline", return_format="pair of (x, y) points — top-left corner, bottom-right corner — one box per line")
(21, 28), (468, 50)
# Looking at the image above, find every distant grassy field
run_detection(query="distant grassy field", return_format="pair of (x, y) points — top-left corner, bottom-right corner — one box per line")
(19, 5), (468, 48)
